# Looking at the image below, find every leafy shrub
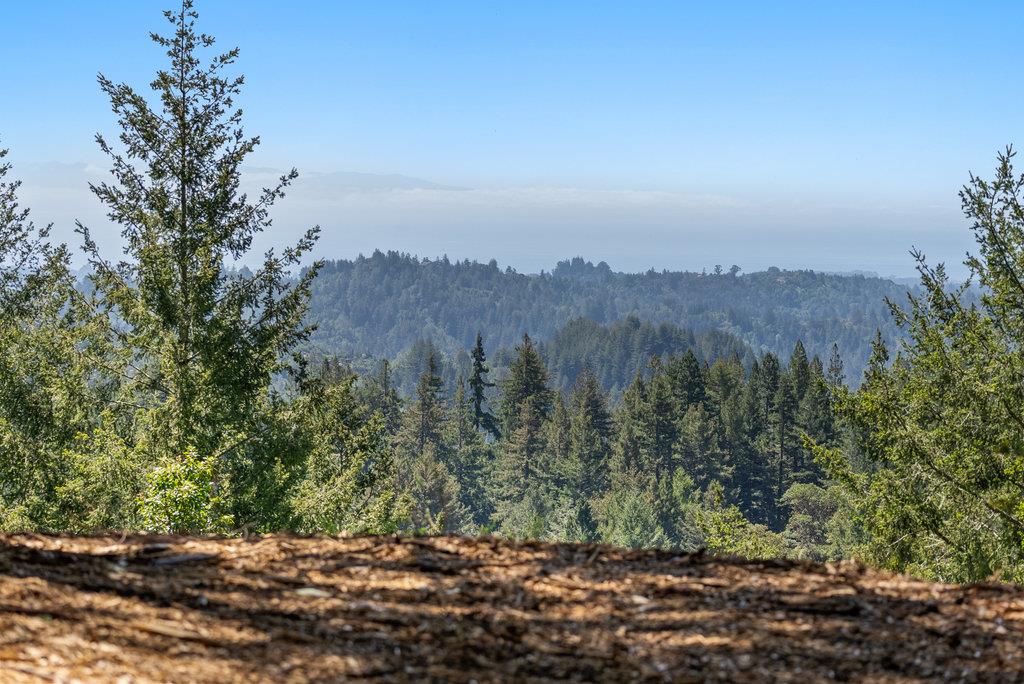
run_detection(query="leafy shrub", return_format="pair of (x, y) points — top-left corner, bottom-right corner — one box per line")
(139, 449), (232, 534)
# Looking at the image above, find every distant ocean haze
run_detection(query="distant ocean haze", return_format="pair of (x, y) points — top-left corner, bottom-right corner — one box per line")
(12, 161), (972, 279)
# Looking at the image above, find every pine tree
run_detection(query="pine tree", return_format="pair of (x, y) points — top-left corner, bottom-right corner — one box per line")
(826, 343), (846, 388)
(758, 353), (781, 425)
(289, 372), (407, 536)
(499, 333), (553, 435)
(794, 362), (834, 482)
(666, 349), (706, 409)
(362, 358), (402, 435)
(396, 352), (447, 458)
(611, 372), (650, 475)
(566, 367), (613, 500)
(789, 340), (811, 401)
(645, 359), (678, 480)
(773, 373), (799, 527)
(491, 395), (549, 537)
(469, 332), (500, 438)
(678, 403), (730, 491)
(75, 1), (322, 526)
(402, 442), (470, 534)
(447, 377), (493, 526)
(546, 393), (572, 487)
(489, 335), (555, 537)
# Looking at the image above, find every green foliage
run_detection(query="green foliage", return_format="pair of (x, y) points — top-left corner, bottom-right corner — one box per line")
(139, 448), (232, 534)
(596, 477), (667, 549)
(469, 333), (500, 438)
(824, 148), (1024, 582)
(697, 482), (786, 559)
(77, 0), (320, 492)
(400, 443), (470, 535)
(780, 483), (842, 561)
(0, 3), (917, 570)
(289, 377), (407, 535)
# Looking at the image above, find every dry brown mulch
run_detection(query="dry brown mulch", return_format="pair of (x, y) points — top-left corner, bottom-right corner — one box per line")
(0, 535), (1021, 682)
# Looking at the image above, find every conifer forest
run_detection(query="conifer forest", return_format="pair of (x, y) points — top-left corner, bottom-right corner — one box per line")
(2, 0), (1023, 593)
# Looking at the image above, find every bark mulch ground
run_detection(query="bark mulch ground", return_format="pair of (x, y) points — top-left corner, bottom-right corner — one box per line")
(0, 534), (1021, 682)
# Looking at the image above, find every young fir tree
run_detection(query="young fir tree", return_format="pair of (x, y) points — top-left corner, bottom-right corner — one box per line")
(491, 396), (550, 538)
(610, 400), (645, 477)
(566, 367), (613, 500)
(678, 403), (729, 492)
(789, 340), (811, 401)
(498, 333), (552, 435)
(447, 376), (493, 526)
(491, 334), (553, 536)
(545, 393), (572, 488)
(665, 348), (706, 410)
(773, 373), (799, 526)
(362, 358), (402, 436)
(285, 371), (406, 535)
(731, 376), (773, 525)
(793, 360), (834, 482)
(468, 332), (500, 439)
(402, 440), (471, 534)
(396, 352), (447, 459)
(826, 343), (846, 389)
(644, 359), (678, 480)
(758, 353), (781, 425)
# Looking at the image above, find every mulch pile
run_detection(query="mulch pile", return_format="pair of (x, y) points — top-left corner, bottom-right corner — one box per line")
(0, 534), (1021, 682)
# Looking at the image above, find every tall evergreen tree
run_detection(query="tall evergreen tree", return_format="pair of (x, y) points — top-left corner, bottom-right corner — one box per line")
(666, 349), (706, 409)
(361, 358), (402, 435)
(396, 352), (447, 458)
(469, 332), (500, 438)
(563, 368), (612, 503)
(499, 333), (553, 435)
(773, 373), (798, 526)
(819, 152), (1024, 581)
(644, 359), (679, 480)
(447, 377), (493, 526)
(75, 1), (322, 526)
(489, 334), (554, 536)
(789, 340), (811, 401)
(491, 395), (549, 537)
(758, 353), (781, 425)
(826, 343), (846, 389)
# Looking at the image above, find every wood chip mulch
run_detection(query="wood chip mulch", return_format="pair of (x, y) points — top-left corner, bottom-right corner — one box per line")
(0, 534), (1021, 682)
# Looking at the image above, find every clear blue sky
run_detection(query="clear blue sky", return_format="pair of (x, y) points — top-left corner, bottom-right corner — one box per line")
(3, 1), (1021, 277)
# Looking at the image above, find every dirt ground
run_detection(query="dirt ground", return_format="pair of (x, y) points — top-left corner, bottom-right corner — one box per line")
(0, 534), (1021, 682)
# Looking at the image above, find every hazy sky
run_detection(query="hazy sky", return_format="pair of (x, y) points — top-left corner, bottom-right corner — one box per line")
(3, 1), (1022, 277)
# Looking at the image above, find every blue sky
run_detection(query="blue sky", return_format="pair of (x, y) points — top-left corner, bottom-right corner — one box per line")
(3, 1), (1022, 277)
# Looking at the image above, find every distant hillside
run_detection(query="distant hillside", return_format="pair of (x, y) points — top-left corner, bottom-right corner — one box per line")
(307, 252), (914, 382)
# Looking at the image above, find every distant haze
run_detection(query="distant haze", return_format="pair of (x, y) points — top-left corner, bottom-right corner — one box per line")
(17, 162), (973, 279)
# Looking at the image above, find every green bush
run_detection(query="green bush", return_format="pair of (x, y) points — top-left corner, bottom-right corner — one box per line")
(139, 449), (232, 534)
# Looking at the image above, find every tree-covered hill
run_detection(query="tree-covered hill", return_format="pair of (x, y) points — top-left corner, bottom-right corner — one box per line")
(307, 251), (912, 381)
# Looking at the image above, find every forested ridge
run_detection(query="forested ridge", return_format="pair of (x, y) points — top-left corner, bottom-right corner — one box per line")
(0, 0), (1023, 593)
(307, 252), (911, 383)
